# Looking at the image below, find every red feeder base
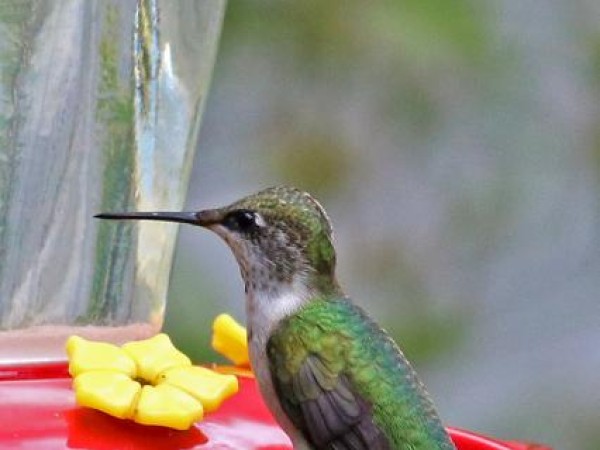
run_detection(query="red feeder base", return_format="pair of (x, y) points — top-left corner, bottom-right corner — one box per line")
(0, 363), (551, 450)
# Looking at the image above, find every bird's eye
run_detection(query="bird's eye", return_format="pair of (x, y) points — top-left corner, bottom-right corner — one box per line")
(223, 209), (263, 232)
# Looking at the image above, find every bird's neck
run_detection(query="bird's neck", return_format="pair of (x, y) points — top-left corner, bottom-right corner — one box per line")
(243, 277), (323, 450)
(244, 269), (341, 350)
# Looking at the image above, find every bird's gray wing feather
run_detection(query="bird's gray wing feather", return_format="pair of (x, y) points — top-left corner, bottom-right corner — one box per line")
(267, 349), (391, 450)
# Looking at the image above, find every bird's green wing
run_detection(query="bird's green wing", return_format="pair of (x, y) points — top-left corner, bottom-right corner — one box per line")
(268, 329), (391, 449)
(267, 298), (455, 450)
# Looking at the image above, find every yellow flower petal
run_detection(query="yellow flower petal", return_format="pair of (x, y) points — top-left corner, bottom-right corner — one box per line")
(66, 335), (137, 377)
(122, 333), (191, 384)
(67, 332), (243, 430)
(160, 366), (239, 413)
(134, 384), (203, 430)
(73, 370), (141, 419)
(211, 314), (250, 366)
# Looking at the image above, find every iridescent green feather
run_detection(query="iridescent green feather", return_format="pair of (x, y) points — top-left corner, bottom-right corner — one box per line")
(267, 297), (455, 450)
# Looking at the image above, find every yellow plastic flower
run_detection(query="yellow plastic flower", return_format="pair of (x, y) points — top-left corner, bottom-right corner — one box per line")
(67, 333), (238, 430)
(211, 314), (250, 367)
(122, 333), (192, 384)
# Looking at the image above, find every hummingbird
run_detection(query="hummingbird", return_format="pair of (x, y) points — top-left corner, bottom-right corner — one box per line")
(96, 186), (456, 450)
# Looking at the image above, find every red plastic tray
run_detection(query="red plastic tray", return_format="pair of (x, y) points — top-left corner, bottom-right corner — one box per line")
(0, 363), (550, 449)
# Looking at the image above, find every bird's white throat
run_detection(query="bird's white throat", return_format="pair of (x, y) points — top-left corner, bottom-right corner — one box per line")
(245, 278), (311, 350)
(244, 281), (314, 450)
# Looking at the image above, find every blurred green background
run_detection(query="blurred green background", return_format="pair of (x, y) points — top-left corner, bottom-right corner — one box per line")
(164, 2), (600, 449)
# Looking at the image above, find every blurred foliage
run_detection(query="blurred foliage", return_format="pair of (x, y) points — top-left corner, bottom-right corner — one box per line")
(165, 252), (223, 364)
(266, 131), (356, 198)
(223, 1), (488, 64)
(589, 37), (600, 179)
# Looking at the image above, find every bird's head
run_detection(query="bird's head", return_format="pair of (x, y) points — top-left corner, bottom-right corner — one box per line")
(96, 186), (339, 297)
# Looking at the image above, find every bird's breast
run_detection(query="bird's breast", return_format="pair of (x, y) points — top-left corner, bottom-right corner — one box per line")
(245, 288), (312, 448)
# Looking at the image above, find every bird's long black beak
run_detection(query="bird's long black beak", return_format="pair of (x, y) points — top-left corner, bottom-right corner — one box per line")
(94, 209), (223, 227)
